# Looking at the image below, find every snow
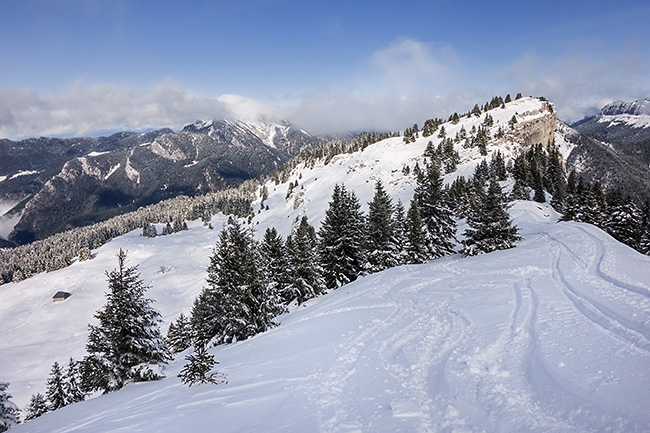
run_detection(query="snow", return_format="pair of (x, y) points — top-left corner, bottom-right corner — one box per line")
(0, 175), (7, 183)
(597, 114), (650, 129)
(86, 151), (109, 157)
(3, 97), (650, 432)
(10, 170), (39, 179)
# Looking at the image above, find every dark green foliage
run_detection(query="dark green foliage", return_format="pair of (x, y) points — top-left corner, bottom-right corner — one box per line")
(405, 198), (428, 264)
(414, 163), (457, 259)
(178, 345), (227, 387)
(166, 312), (194, 354)
(82, 249), (171, 393)
(286, 216), (326, 304)
(462, 179), (521, 256)
(260, 228), (292, 305)
(0, 381), (20, 432)
(319, 184), (367, 289)
(46, 362), (67, 411)
(199, 217), (281, 345)
(504, 94), (512, 103)
(605, 190), (642, 248)
(366, 181), (399, 273)
(63, 358), (85, 405)
(142, 223), (157, 238)
(24, 393), (48, 421)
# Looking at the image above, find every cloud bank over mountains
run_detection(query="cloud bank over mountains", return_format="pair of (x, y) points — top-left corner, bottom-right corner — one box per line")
(1, 38), (648, 139)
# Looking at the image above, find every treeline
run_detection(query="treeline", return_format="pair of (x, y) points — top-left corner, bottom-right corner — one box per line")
(0, 187), (254, 285)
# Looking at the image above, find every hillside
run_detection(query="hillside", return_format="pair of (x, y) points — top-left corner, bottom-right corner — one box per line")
(4, 202), (650, 432)
(2, 96), (649, 431)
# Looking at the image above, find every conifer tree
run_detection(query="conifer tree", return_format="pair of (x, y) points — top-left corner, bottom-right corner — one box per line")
(82, 249), (171, 393)
(366, 181), (399, 273)
(0, 381), (20, 432)
(259, 227), (291, 306)
(286, 216), (326, 304)
(178, 345), (227, 387)
(166, 312), (194, 353)
(605, 190), (642, 249)
(405, 198), (428, 264)
(462, 179), (521, 256)
(319, 184), (367, 289)
(24, 393), (48, 421)
(201, 217), (280, 345)
(392, 199), (409, 265)
(414, 163), (457, 259)
(63, 358), (85, 404)
(46, 361), (67, 411)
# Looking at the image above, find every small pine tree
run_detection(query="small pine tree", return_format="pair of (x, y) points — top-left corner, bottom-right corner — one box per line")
(82, 249), (171, 393)
(24, 393), (48, 421)
(166, 312), (194, 353)
(78, 246), (93, 262)
(46, 361), (67, 411)
(0, 381), (20, 432)
(178, 345), (227, 387)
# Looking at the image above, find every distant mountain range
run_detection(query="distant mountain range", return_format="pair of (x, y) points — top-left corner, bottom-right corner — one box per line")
(565, 98), (650, 204)
(0, 120), (328, 246)
(1, 97), (649, 248)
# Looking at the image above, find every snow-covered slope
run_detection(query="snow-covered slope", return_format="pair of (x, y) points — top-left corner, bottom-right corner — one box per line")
(6, 202), (650, 432)
(3, 97), (650, 432)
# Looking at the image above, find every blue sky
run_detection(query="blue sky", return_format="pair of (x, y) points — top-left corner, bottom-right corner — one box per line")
(1, 0), (649, 138)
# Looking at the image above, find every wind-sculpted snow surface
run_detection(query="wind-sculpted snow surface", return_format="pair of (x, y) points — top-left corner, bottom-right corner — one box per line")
(10, 201), (650, 432)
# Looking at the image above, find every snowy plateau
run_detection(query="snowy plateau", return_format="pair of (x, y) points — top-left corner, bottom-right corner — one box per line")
(1, 98), (650, 432)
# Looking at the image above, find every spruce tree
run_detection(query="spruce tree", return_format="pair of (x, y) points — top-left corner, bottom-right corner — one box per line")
(46, 361), (67, 411)
(414, 163), (457, 259)
(405, 198), (428, 264)
(24, 393), (48, 421)
(318, 184), (367, 289)
(462, 179), (521, 256)
(259, 227), (291, 306)
(366, 180), (399, 273)
(177, 345), (227, 387)
(392, 199), (409, 265)
(0, 381), (20, 432)
(63, 358), (85, 404)
(82, 249), (171, 393)
(166, 312), (194, 353)
(202, 217), (280, 345)
(286, 216), (326, 305)
(605, 190), (642, 249)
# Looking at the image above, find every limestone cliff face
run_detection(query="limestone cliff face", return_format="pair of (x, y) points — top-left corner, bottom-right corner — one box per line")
(509, 101), (557, 147)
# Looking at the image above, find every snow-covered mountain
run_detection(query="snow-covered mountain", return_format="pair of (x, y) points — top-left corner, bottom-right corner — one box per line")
(0, 119), (326, 245)
(561, 98), (650, 203)
(2, 97), (650, 432)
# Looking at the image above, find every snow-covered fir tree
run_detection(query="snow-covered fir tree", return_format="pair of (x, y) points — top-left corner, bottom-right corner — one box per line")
(366, 180), (399, 273)
(414, 163), (457, 259)
(166, 312), (194, 354)
(82, 249), (171, 393)
(177, 345), (227, 387)
(318, 184), (367, 289)
(63, 358), (85, 404)
(46, 361), (67, 411)
(392, 199), (409, 265)
(605, 190), (642, 249)
(462, 179), (521, 256)
(199, 217), (281, 345)
(286, 216), (326, 305)
(24, 393), (48, 421)
(405, 198), (428, 264)
(259, 227), (291, 306)
(0, 381), (20, 432)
